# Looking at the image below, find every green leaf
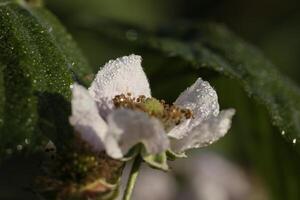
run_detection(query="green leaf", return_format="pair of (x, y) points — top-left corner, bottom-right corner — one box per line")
(212, 77), (300, 200)
(0, 0), (92, 160)
(142, 150), (169, 171)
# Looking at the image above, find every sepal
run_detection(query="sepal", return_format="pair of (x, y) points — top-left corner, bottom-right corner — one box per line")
(141, 148), (168, 171)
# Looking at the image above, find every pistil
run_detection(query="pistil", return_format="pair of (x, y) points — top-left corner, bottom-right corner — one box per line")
(112, 93), (193, 130)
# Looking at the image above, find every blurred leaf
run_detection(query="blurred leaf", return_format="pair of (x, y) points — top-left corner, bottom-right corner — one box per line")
(0, 0), (92, 160)
(211, 77), (300, 200)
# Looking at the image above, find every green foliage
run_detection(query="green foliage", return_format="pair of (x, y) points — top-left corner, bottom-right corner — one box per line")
(0, 0), (92, 160)
(212, 77), (300, 200)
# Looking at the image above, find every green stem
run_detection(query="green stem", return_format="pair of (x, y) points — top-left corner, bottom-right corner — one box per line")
(122, 156), (142, 200)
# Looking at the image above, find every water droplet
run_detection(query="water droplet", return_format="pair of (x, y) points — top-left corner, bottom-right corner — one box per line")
(25, 138), (30, 145)
(293, 138), (297, 144)
(281, 130), (285, 135)
(125, 29), (138, 41)
(27, 118), (32, 123)
(17, 145), (23, 151)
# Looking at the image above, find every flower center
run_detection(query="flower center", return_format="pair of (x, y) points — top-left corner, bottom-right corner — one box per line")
(112, 93), (193, 130)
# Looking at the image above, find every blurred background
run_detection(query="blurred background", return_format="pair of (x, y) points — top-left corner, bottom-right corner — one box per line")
(44, 0), (300, 199)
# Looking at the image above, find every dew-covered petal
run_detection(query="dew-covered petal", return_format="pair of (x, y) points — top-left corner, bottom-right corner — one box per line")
(170, 109), (235, 152)
(105, 109), (169, 159)
(69, 83), (108, 152)
(168, 78), (219, 139)
(89, 55), (151, 115)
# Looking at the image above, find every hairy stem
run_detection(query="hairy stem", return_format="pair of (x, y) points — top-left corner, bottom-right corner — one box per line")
(122, 156), (142, 200)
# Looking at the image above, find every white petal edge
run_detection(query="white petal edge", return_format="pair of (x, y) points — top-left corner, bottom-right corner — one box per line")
(69, 83), (108, 152)
(104, 109), (169, 159)
(88, 55), (151, 115)
(168, 78), (220, 139)
(170, 109), (235, 153)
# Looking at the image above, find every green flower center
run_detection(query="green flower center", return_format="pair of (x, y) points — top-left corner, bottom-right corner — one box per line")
(113, 93), (193, 130)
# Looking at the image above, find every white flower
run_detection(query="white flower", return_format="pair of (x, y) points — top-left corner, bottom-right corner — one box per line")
(69, 54), (235, 159)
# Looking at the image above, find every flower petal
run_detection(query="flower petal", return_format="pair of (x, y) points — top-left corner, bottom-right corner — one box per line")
(69, 83), (108, 152)
(89, 55), (151, 115)
(168, 78), (219, 139)
(104, 109), (169, 159)
(170, 109), (235, 152)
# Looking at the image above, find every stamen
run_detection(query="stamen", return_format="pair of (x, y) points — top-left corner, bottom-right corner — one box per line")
(112, 93), (193, 130)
